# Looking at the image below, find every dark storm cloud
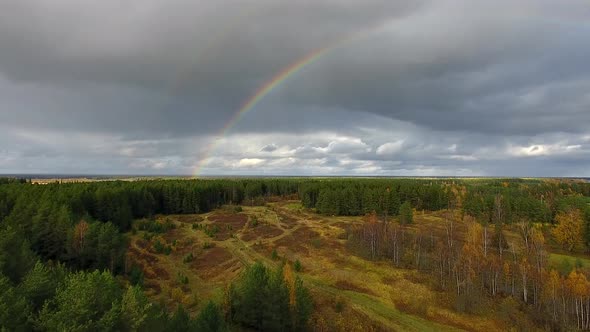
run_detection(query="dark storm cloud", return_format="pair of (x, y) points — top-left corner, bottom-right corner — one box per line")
(0, 0), (423, 137)
(0, 0), (589, 175)
(278, 1), (590, 135)
(1, 0), (588, 136)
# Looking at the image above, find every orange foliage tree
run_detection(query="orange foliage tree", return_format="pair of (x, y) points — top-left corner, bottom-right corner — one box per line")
(552, 209), (584, 252)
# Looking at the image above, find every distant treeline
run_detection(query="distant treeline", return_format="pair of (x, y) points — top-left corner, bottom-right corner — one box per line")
(301, 178), (590, 223)
(1, 177), (589, 272)
(299, 180), (449, 215)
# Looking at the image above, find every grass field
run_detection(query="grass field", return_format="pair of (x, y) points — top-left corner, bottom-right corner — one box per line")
(549, 253), (590, 274)
(126, 201), (539, 331)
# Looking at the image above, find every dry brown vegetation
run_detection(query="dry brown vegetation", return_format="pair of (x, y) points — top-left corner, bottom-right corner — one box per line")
(126, 201), (552, 330)
(241, 223), (284, 241)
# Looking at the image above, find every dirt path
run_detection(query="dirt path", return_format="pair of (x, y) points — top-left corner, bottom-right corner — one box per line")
(216, 211), (464, 332)
(130, 207), (468, 331)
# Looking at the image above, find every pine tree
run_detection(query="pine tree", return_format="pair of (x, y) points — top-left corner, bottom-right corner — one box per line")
(120, 286), (160, 331)
(38, 270), (122, 331)
(399, 201), (413, 225)
(0, 274), (32, 331)
(0, 226), (36, 283)
(194, 301), (226, 332)
(294, 276), (313, 331)
(168, 305), (192, 332)
(387, 190), (401, 217)
(19, 261), (60, 310)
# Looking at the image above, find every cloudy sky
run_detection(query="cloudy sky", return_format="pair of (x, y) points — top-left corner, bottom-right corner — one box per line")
(1, 0), (589, 176)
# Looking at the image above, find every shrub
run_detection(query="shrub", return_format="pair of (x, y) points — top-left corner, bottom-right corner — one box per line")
(177, 273), (189, 285)
(136, 218), (176, 234)
(153, 239), (164, 253)
(294, 259), (302, 272)
(171, 288), (185, 303)
(558, 259), (573, 275)
(129, 265), (144, 287)
(311, 238), (322, 248)
(153, 239), (172, 255)
(335, 300), (345, 313)
(204, 225), (220, 238)
(250, 217), (259, 227)
(183, 253), (194, 263)
(271, 249), (279, 260)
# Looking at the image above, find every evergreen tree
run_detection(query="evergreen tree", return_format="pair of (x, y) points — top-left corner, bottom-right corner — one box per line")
(0, 226), (36, 283)
(195, 301), (226, 332)
(19, 261), (65, 310)
(262, 265), (291, 331)
(81, 222), (126, 271)
(229, 262), (311, 331)
(0, 274), (32, 331)
(386, 189), (401, 217)
(362, 188), (379, 215)
(120, 286), (167, 331)
(399, 201), (413, 225)
(168, 305), (192, 332)
(38, 270), (122, 331)
(293, 276), (313, 331)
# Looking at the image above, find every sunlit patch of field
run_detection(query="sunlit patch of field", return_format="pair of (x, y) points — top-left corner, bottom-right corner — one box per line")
(127, 202), (513, 330)
(282, 201), (304, 211)
(549, 253), (590, 274)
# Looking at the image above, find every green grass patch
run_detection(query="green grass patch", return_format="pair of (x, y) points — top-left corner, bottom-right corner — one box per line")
(284, 202), (303, 210)
(308, 278), (462, 331)
(549, 253), (590, 275)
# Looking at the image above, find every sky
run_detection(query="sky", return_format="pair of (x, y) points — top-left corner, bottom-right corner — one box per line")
(0, 0), (589, 177)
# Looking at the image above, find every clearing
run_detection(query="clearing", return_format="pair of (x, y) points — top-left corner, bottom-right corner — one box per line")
(127, 201), (520, 331)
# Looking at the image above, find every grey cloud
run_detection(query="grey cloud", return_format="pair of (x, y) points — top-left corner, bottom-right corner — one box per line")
(260, 144), (278, 152)
(0, 0), (425, 138)
(275, 1), (590, 135)
(0, 0), (589, 176)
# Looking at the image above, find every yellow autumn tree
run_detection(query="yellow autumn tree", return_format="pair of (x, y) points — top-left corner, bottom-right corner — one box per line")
(72, 219), (89, 254)
(552, 209), (584, 252)
(542, 269), (562, 322)
(566, 270), (590, 329)
(459, 221), (484, 293)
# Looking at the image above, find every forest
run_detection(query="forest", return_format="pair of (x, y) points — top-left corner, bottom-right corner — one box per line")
(1, 177), (590, 331)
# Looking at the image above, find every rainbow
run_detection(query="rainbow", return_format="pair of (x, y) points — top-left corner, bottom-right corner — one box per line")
(193, 44), (339, 176)
(192, 14), (590, 176)
(193, 21), (391, 176)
